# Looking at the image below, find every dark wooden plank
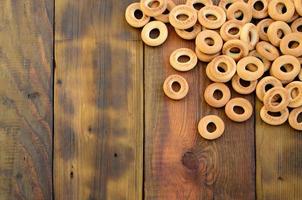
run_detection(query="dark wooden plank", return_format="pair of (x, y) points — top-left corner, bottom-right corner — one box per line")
(54, 0), (143, 199)
(256, 99), (302, 200)
(0, 0), (53, 199)
(144, 0), (255, 199)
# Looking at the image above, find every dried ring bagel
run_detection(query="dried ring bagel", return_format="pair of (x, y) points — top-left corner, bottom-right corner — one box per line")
(204, 83), (231, 108)
(195, 47), (221, 62)
(196, 30), (223, 54)
(140, 0), (168, 17)
(268, 0), (295, 21)
(260, 106), (289, 126)
(163, 74), (189, 100)
(288, 107), (302, 130)
(232, 74), (258, 95)
(280, 33), (302, 57)
(169, 5), (198, 29)
(141, 21), (168, 46)
(248, 0), (268, 19)
(270, 55), (300, 82)
(263, 87), (290, 112)
(155, 0), (176, 23)
(169, 48), (198, 71)
(291, 18), (302, 33)
(186, 0), (213, 11)
(285, 81), (302, 108)
(257, 18), (274, 42)
(227, 2), (252, 23)
(198, 115), (225, 140)
(256, 41), (280, 61)
(225, 97), (253, 122)
(240, 23), (259, 50)
(206, 55), (237, 82)
(198, 5), (226, 29)
(248, 50), (271, 72)
(175, 23), (202, 40)
(294, 0), (302, 16)
(267, 21), (292, 47)
(222, 39), (249, 61)
(220, 20), (243, 41)
(237, 56), (265, 81)
(125, 2), (150, 28)
(256, 76), (282, 101)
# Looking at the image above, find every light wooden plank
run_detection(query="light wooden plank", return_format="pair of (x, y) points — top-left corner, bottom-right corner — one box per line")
(54, 0), (144, 199)
(0, 0), (53, 199)
(256, 99), (302, 200)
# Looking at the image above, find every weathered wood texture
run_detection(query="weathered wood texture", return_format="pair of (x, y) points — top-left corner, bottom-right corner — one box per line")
(256, 100), (302, 200)
(54, 0), (143, 199)
(0, 0), (53, 199)
(144, 0), (255, 199)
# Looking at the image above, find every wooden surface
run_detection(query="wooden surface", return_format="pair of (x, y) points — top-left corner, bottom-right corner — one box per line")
(0, 0), (53, 199)
(256, 100), (302, 200)
(0, 0), (300, 199)
(144, 1), (255, 199)
(54, 0), (143, 199)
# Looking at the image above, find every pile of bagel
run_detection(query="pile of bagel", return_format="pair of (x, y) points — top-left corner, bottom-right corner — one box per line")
(125, 0), (302, 140)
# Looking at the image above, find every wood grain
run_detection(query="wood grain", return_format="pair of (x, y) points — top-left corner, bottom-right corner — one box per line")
(54, 0), (143, 199)
(256, 99), (302, 200)
(144, 0), (255, 199)
(0, 0), (53, 199)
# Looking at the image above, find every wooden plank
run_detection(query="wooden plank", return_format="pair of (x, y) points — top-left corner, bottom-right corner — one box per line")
(0, 0), (53, 199)
(256, 99), (302, 200)
(54, 0), (143, 199)
(144, 0), (255, 199)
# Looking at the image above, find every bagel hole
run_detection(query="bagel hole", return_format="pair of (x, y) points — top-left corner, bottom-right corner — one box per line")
(263, 26), (268, 33)
(233, 106), (245, 114)
(177, 14), (189, 21)
(297, 112), (302, 123)
(297, 25), (302, 32)
(207, 122), (217, 133)
(193, 3), (205, 10)
(276, 3), (287, 14)
(230, 47), (241, 54)
(246, 64), (258, 72)
(272, 94), (282, 105)
(134, 10), (143, 19)
(254, 1), (264, 11)
(149, 28), (160, 39)
(205, 14), (218, 21)
(281, 64), (293, 72)
(235, 11), (244, 20)
(148, 0), (160, 8)
(291, 87), (299, 98)
(185, 27), (194, 32)
(213, 89), (223, 100)
(265, 84), (273, 91)
(177, 55), (190, 63)
(225, 3), (232, 9)
(248, 31), (253, 42)
(217, 63), (228, 73)
(205, 37), (215, 46)
(268, 111), (282, 117)
(228, 27), (240, 35)
(288, 41), (300, 49)
(239, 79), (251, 87)
(277, 30), (285, 39)
(171, 81), (181, 92)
